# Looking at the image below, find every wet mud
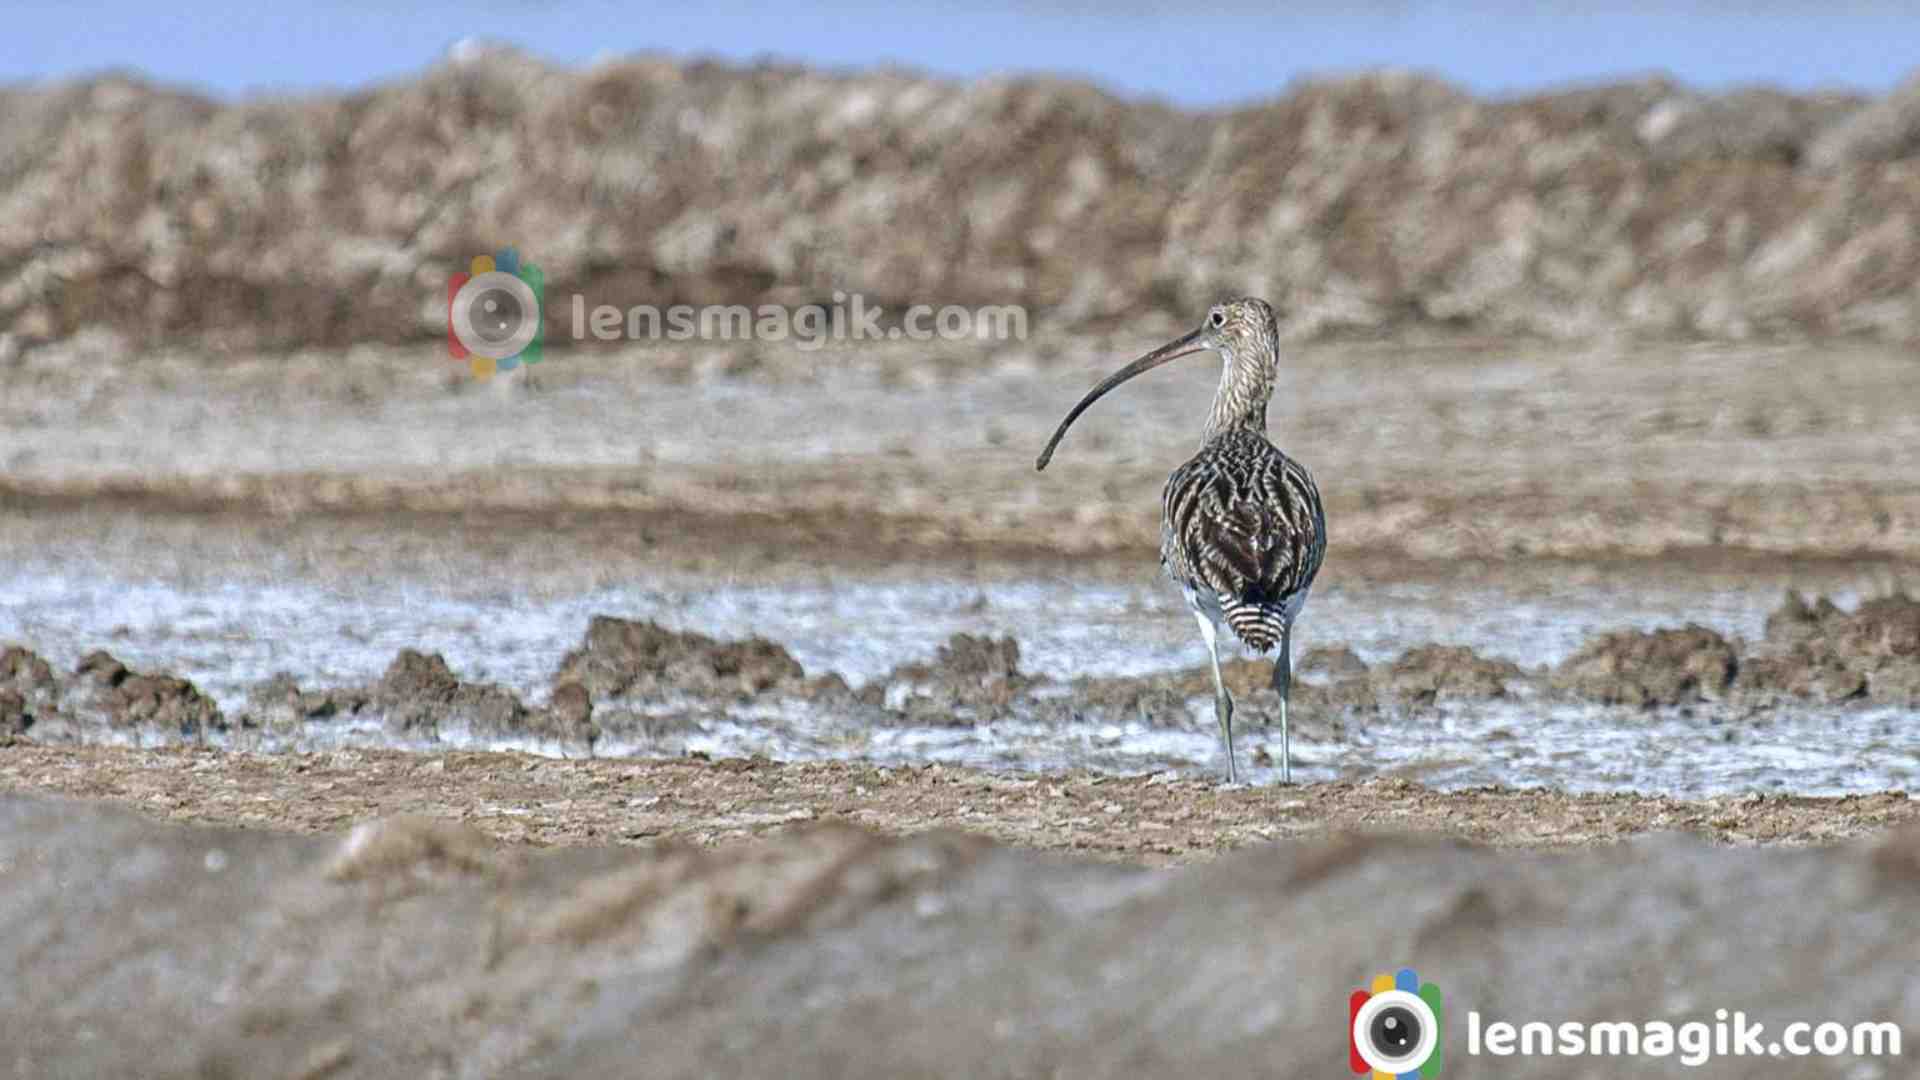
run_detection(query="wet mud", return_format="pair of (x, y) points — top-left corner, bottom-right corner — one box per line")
(4, 594), (1917, 774)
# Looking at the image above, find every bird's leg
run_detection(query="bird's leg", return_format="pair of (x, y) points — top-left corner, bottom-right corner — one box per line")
(1194, 610), (1236, 783)
(1272, 623), (1293, 784)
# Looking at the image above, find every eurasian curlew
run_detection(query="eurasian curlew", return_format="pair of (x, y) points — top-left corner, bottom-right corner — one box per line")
(1037, 298), (1325, 783)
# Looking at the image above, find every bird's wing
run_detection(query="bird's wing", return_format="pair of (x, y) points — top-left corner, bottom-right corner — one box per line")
(1165, 438), (1323, 613)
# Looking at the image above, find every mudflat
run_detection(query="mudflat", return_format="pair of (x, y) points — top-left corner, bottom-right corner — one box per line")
(2, 745), (1914, 861)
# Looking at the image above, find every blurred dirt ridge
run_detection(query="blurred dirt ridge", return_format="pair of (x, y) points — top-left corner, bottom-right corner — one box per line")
(0, 792), (1915, 1078)
(6, 53), (1920, 352)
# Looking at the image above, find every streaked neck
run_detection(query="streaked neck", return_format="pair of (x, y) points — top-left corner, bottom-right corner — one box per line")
(1203, 347), (1274, 442)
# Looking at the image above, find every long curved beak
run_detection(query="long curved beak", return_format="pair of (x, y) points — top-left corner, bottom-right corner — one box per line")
(1035, 327), (1207, 471)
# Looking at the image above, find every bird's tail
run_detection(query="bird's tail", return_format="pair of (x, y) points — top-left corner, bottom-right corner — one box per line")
(1222, 602), (1285, 654)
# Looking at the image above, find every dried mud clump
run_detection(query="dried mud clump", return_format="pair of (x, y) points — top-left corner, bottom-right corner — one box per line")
(3, 646), (232, 743)
(868, 634), (1038, 721)
(0, 691), (26, 742)
(242, 673), (356, 732)
(63, 649), (225, 737)
(0, 646), (58, 738)
(243, 653), (589, 747)
(372, 649), (524, 736)
(1292, 648), (1379, 712)
(1551, 626), (1737, 707)
(1297, 646), (1369, 681)
(1, 646), (55, 692)
(548, 681), (593, 729)
(1063, 655), (1368, 735)
(554, 616), (807, 700)
(1064, 677), (1214, 730)
(537, 681), (598, 747)
(1734, 592), (1920, 704)
(371, 649), (594, 744)
(109, 675), (223, 735)
(1381, 645), (1524, 705)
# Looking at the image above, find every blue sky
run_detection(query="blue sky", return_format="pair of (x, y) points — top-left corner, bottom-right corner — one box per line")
(7, 1), (1916, 106)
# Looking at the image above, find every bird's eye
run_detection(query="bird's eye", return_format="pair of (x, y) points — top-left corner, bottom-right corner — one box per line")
(1209, 310), (1226, 328)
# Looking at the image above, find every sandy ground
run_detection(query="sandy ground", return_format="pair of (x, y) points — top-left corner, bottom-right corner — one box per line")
(3, 745), (1913, 865)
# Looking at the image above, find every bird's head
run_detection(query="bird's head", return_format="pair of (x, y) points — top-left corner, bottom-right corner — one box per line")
(1199, 297), (1280, 364)
(1034, 296), (1282, 471)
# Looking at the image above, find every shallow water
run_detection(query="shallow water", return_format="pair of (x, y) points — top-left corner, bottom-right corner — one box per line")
(0, 563), (1819, 705)
(581, 698), (1917, 798)
(4, 558), (1914, 797)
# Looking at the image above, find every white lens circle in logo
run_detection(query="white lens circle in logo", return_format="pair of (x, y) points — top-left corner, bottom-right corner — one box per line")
(1353, 989), (1438, 1074)
(451, 270), (539, 360)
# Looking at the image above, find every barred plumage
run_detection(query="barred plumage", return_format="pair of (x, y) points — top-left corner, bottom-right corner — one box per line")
(1037, 296), (1325, 783)
(1223, 604), (1287, 653)
(1162, 429), (1325, 655)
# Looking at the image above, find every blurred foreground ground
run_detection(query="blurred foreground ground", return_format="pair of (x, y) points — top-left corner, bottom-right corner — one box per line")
(3, 790), (1917, 1079)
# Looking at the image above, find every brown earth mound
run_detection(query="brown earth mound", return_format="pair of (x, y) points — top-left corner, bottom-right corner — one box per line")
(371, 648), (530, 735)
(554, 615), (808, 700)
(1061, 653), (1362, 741)
(7, 56), (1920, 353)
(1382, 644), (1525, 704)
(1735, 591), (1920, 704)
(0, 645), (57, 738)
(1552, 625), (1739, 706)
(1297, 645), (1368, 680)
(862, 633), (1038, 721)
(244, 651), (596, 749)
(48, 649), (227, 737)
(0, 644), (55, 690)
